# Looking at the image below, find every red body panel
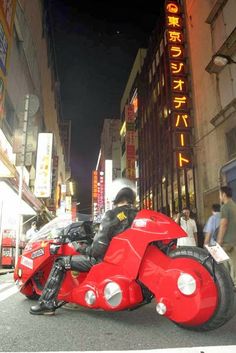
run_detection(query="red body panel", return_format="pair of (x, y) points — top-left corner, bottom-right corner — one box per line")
(138, 245), (217, 325)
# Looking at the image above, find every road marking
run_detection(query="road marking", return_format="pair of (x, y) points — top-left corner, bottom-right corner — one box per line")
(0, 284), (18, 302)
(18, 347), (236, 353)
(140, 346), (236, 353)
(0, 282), (13, 291)
(76, 348), (236, 353)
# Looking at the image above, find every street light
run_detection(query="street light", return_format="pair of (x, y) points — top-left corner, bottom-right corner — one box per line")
(212, 54), (236, 67)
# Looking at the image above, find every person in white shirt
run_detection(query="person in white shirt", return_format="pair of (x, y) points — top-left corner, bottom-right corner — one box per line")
(176, 207), (198, 247)
(26, 221), (38, 242)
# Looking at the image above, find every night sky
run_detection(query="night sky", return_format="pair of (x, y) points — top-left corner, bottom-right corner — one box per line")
(50, 0), (164, 212)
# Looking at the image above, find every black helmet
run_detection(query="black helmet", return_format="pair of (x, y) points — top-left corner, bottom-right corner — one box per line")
(109, 178), (136, 205)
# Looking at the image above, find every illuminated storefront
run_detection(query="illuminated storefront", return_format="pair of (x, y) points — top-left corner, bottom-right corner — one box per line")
(138, 0), (196, 214)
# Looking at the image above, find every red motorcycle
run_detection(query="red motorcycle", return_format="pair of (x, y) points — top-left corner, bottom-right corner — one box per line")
(14, 210), (236, 331)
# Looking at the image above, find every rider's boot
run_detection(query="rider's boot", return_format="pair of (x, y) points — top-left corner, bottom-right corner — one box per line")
(30, 257), (70, 315)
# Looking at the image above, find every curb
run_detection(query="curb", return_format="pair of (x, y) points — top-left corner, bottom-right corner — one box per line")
(0, 269), (14, 276)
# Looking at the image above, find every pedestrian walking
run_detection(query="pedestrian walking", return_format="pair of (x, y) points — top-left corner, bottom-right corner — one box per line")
(177, 207), (198, 247)
(217, 186), (236, 287)
(203, 204), (221, 246)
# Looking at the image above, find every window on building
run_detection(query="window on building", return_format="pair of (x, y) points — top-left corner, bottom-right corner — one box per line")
(121, 140), (126, 156)
(152, 59), (156, 76)
(156, 49), (160, 67)
(226, 127), (236, 159)
(149, 69), (152, 83)
(160, 40), (164, 56)
(4, 95), (15, 131)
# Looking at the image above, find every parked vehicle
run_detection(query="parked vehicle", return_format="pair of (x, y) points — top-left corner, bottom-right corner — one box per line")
(14, 210), (236, 331)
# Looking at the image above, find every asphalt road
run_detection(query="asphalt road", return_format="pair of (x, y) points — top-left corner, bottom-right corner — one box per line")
(0, 273), (236, 352)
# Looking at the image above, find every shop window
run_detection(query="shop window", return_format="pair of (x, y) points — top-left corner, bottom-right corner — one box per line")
(226, 127), (236, 159)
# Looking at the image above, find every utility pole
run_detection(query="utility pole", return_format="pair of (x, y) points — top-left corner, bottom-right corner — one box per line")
(15, 94), (39, 267)
(15, 94), (29, 267)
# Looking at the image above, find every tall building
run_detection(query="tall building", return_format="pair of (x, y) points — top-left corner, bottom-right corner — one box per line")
(185, 0), (236, 222)
(137, 0), (196, 215)
(0, 0), (71, 266)
(120, 49), (146, 206)
(121, 0), (236, 226)
(92, 119), (121, 220)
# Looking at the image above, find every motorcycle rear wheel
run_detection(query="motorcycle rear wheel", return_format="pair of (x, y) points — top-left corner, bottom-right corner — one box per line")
(170, 246), (236, 331)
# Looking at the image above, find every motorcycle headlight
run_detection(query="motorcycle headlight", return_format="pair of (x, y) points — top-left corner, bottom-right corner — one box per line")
(18, 268), (23, 278)
(104, 282), (122, 307)
(177, 273), (196, 295)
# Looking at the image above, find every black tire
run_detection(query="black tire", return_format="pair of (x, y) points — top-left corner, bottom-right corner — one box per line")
(169, 246), (236, 331)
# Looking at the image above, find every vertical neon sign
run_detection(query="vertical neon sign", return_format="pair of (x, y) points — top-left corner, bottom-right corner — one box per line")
(166, 0), (192, 169)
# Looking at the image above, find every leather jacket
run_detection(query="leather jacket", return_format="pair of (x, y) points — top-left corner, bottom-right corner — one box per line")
(86, 205), (138, 260)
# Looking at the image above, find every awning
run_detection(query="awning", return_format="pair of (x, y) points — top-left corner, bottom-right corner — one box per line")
(2, 176), (43, 212)
(0, 148), (17, 178)
(0, 181), (36, 216)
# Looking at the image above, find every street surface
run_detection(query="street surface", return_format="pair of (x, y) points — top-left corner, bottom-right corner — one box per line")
(0, 273), (236, 353)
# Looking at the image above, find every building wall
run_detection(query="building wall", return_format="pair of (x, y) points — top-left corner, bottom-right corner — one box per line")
(1, 0), (69, 218)
(101, 119), (121, 164)
(120, 49), (147, 183)
(17, 0), (66, 184)
(93, 119), (121, 216)
(185, 0), (236, 222)
(120, 49), (147, 114)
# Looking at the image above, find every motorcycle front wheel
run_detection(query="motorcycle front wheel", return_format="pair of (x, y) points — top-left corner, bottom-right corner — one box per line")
(170, 246), (236, 331)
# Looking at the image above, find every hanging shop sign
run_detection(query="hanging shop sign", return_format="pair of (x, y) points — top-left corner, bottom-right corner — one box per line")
(92, 170), (98, 217)
(34, 133), (53, 198)
(98, 170), (104, 213)
(165, 0), (192, 169)
(125, 104), (136, 180)
(105, 160), (113, 211)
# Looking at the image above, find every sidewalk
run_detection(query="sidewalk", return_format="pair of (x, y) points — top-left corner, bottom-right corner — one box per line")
(0, 268), (14, 276)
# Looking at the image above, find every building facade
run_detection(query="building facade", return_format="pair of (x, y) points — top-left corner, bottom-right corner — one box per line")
(92, 119), (121, 220)
(185, 0), (236, 223)
(0, 0), (71, 266)
(122, 0), (236, 225)
(137, 0), (196, 215)
(120, 49), (146, 206)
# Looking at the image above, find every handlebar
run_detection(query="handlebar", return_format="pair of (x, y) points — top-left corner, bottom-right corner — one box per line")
(58, 221), (94, 244)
